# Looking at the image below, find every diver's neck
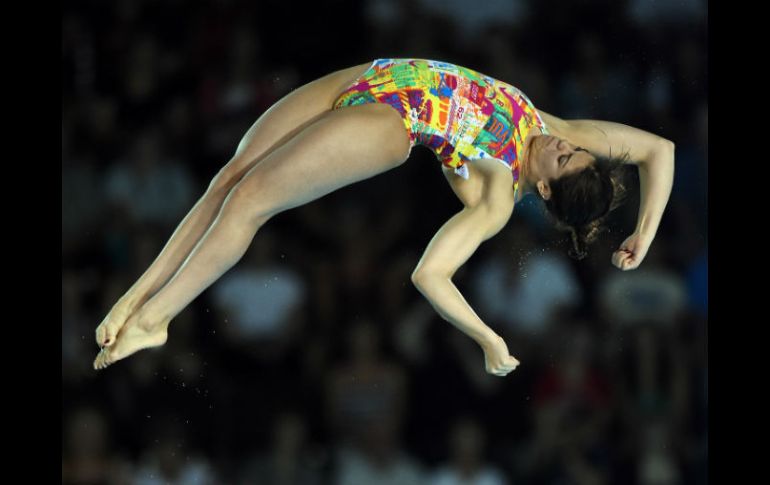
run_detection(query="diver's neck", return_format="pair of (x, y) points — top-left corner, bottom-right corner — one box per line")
(518, 134), (542, 202)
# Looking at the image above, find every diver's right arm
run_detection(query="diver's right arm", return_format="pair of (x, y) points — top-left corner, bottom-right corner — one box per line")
(411, 178), (519, 377)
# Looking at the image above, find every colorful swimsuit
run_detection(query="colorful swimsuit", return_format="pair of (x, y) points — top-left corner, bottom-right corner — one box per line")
(332, 58), (550, 199)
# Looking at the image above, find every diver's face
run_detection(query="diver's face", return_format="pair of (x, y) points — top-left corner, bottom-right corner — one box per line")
(533, 135), (595, 182)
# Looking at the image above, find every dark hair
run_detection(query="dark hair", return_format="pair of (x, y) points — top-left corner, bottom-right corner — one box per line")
(543, 152), (630, 260)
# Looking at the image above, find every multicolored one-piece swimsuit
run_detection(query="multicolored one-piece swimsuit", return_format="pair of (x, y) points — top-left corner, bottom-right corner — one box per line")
(332, 58), (550, 200)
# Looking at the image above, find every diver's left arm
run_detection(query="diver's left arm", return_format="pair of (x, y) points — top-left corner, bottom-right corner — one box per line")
(615, 139), (675, 270)
(539, 112), (675, 270)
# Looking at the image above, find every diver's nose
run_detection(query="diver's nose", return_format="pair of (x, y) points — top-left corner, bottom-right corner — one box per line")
(557, 139), (575, 153)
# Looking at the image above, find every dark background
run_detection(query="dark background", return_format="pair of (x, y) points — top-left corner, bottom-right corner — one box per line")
(62, 0), (708, 483)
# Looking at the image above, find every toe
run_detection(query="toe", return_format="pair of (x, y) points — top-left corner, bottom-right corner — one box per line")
(94, 348), (112, 370)
(96, 311), (126, 348)
(102, 323), (120, 348)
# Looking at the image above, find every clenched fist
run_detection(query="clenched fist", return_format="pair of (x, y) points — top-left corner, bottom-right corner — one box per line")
(481, 334), (520, 377)
(612, 231), (652, 271)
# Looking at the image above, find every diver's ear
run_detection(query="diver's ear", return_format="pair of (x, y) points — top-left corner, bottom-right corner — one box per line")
(536, 180), (551, 200)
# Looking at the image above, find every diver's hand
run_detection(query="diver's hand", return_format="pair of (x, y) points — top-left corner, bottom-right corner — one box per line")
(612, 232), (652, 271)
(481, 334), (520, 377)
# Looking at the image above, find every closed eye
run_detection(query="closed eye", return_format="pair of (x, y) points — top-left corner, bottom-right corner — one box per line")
(562, 147), (588, 167)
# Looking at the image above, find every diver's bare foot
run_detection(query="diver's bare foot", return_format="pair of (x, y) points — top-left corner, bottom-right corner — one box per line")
(93, 311), (169, 370)
(95, 296), (141, 348)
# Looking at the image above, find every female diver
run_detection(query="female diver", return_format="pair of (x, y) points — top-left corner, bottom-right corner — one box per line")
(93, 58), (675, 376)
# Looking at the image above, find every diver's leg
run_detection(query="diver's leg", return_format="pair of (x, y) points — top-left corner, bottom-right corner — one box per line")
(94, 102), (411, 368)
(95, 62), (373, 348)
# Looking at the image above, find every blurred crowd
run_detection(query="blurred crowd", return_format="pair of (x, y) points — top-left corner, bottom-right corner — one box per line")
(62, 0), (707, 483)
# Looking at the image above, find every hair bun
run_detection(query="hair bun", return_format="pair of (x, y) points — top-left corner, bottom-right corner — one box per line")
(568, 227), (588, 260)
(568, 222), (604, 260)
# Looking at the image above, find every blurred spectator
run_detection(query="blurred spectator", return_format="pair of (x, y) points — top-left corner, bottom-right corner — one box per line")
(238, 411), (322, 485)
(334, 446), (425, 485)
(379, 250), (420, 323)
(471, 227), (582, 335)
(362, 0), (408, 53)
(100, 205), (136, 271)
(636, 418), (682, 485)
(391, 297), (436, 367)
(62, 269), (99, 383)
(62, 155), (106, 255)
(334, 203), (385, 319)
(103, 128), (196, 227)
(628, 0), (706, 27)
(430, 416), (508, 485)
(131, 432), (218, 484)
(598, 262), (687, 326)
(644, 65), (674, 117)
(516, 324), (613, 483)
(121, 35), (162, 124)
(416, 0), (530, 36)
(62, 406), (132, 485)
(77, 95), (122, 160)
(326, 318), (422, 484)
(326, 318), (407, 445)
(211, 227), (307, 350)
(557, 32), (638, 120)
(476, 26), (552, 113)
(685, 250), (707, 318)
(671, 101), (707, 232)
